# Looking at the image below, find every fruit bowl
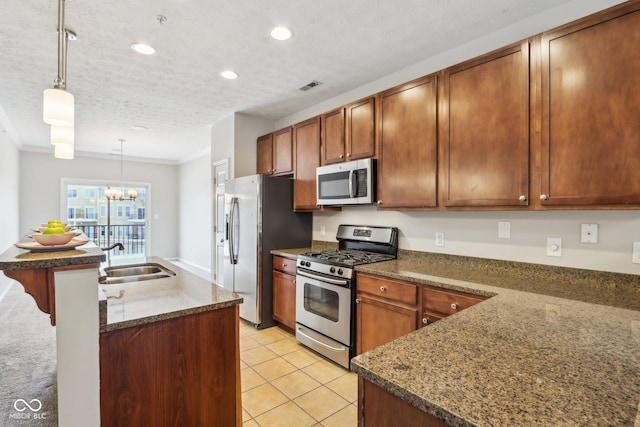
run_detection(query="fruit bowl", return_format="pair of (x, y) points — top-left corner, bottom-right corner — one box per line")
(32, 232), (75, 246)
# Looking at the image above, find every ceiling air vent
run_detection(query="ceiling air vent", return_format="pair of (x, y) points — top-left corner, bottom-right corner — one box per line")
(299, 80), (322, 91)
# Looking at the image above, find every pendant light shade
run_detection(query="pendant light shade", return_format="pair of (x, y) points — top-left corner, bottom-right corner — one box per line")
(43, 87), (74, 127)
(54, 143), (75, 159)
(50, 124), (74, 145)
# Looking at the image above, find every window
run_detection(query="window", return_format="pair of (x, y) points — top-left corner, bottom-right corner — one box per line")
(67, 206), (82, 219)
(137, 207), (145, 220)
(85, 206), (96, 220)
(100, 204), (106, 218)
(117, 206), (124, 217)
(84, 188), (96, 199)
(68, 188), (78, 199)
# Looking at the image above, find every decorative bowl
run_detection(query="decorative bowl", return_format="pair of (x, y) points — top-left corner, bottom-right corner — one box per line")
(32, 232), (75, 246)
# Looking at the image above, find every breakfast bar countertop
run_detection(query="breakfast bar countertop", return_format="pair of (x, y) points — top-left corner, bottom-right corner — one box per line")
(351, 255), (640, 427)
(98, 256), (242, 333)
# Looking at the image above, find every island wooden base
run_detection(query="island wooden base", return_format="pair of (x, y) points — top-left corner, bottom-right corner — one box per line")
(100, 305), (241, 426)
(359, 378), (448, 427)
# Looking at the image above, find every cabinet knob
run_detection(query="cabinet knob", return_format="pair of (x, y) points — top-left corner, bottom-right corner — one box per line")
(519, 195), (526, 202)
(355, 298), (361, 304)
(347, 153), (351, 157)
(422, 318), (429, 324)
(540, 194), (548, 201)
(282, 263), (287, 268)
(376, 200), (382, 205)
(380, 286), (386, 292)
(339, 154), (344, 159)
(451, 303), (458, 310)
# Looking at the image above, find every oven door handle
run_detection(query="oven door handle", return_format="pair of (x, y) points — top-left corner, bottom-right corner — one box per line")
(296, 326), (348, 353)
(297, 270), (350, 287)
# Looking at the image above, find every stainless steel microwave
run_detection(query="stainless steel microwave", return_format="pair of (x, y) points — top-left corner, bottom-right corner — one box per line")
(316, 158), (375, 205)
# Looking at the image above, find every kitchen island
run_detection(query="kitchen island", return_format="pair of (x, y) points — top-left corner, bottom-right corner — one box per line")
(0, 245), (243, 426)
(351, 253), (640, 426)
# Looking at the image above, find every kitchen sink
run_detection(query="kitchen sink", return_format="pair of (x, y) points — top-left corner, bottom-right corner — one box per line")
(99, 263), (176, 285)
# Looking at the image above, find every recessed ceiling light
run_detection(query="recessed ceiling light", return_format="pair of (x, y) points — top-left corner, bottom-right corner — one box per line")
(131, 42), (156, 55)
(220, 70), (238, 79)
(270, 26), (292, 41)
(131, 125), (148, 131)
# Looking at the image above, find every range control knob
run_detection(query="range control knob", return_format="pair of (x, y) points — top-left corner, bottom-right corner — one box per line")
(329, 267), (336, 274)
(299, 260), (305, 266)
(305, 261), (311, 267)
(337, 268), (343, 275)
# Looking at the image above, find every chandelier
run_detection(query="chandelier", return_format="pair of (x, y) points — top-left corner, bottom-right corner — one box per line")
(43, 0), (76, 159)
(106, 139), (137, 201)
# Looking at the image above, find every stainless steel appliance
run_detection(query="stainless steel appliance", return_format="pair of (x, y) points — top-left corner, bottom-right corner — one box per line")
(295, 225), (398, 368)
(316, 158), (375, 205)
(223, 174), (312, 328)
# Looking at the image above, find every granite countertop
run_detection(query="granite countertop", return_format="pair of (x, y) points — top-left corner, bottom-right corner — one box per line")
(351, 254), (640, 426)
(0, 240), (105, 270)
(99, 256), (242, 333)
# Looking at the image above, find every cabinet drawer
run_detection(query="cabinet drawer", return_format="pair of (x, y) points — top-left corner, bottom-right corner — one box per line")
(357, 274), (417, 306)
(273, 255), (297, 275)
(422, 286), (486, 316)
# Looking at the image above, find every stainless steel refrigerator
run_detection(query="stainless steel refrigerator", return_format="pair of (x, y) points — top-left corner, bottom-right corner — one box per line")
(223, 174), (312, 328)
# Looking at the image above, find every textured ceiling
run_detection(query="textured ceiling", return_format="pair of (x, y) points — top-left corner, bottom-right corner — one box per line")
(0, 0), (579, 163)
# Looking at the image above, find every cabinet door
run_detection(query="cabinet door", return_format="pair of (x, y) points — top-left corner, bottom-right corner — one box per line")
(378, 75), (438, 208)
(293, 117), (322, 211)
(321, 108), (345, 165)
(355, 294), (418, 355)
(346, 96), (376, 161)
(272, 271), (296, 329)
(257, 133), (274, 175)
(273, 127), (293, 175)
(443, 42), (530, 207)
(540, 4), (640, 206)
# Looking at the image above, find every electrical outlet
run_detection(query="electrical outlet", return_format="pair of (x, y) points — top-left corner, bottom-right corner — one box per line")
(435, 232), (445, 247)
(498, 221), (511, 239)
(320, 226), (326, 236)
(546, 237), (562, 257)
(580, 224), (598, 244)
(633, 242), (640, 264)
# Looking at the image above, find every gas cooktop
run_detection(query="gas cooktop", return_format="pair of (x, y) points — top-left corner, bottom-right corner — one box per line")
(299, 249), (395, 267)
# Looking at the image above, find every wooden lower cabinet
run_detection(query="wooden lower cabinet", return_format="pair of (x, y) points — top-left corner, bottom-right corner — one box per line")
(355, 273), (419, 355)
(421, 285), (488, 327)
(272, 270), (296, 330)
(99, 306), (241, 426)
(359, 378), (449, 427)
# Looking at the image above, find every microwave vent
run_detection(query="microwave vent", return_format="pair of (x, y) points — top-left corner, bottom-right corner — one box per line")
(299, 80), (322, 91)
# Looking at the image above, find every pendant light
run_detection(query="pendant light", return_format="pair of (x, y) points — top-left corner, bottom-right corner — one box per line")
(44, 0), (77, 159)
(106, 139), (136, 201)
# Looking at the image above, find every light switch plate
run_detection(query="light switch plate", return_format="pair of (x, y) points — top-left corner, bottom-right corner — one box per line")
(498, 221), (511, 239)
(633, 242), (640, 264)
(435, 232), (445, 247)
(580, 224), (598, 244)
(546, 237), (562, 257)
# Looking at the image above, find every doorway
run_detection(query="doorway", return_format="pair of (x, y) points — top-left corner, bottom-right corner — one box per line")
(212, 159), (229, 285)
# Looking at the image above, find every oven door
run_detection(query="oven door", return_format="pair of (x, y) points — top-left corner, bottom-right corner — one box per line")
(295, 270), (352, 346)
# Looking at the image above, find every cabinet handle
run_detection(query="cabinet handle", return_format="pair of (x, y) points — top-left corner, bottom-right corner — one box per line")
(422, 318), (429, 324)
(451, 303), (458, 310)
(540, 194), (548, 201)
(519, 195), (526, 202)
(339, 154), (344, 159)
(380, 286), (386, 292)
(355, 298), (361, 304)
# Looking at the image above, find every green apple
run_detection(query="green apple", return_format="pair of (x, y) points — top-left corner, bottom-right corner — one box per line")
(43, 225), (64, 234)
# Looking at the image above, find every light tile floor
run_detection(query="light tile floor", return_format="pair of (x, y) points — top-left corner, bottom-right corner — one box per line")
(240, 321), (358, 427)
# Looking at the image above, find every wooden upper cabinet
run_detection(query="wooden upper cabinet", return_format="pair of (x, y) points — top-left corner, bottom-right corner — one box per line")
(442, 42), (530, 207)
(322, 96), (376, 165)
(321, 108), (346, 164)
(293, 116), (322, 211)
(540, 3), (640, 206)
(378, 75), (438, 208)
(256, 133), (274, 175)
(346, 96), (376, 161)
(273, 127), (293, 175)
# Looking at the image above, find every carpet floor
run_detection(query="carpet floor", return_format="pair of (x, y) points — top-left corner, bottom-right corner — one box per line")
(0, 281), (57, 427)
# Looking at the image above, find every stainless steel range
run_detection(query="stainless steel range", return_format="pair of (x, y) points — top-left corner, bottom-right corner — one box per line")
(295, 225), (398, 368)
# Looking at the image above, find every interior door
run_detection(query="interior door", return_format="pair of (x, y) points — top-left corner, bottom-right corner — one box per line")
(212, 160), (228, 285)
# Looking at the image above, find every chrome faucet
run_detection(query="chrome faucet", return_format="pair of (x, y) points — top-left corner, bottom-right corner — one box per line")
(101, 242), (124, 251)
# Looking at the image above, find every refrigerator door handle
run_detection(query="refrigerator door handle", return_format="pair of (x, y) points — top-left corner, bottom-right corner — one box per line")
(229, 197), (238, 265)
